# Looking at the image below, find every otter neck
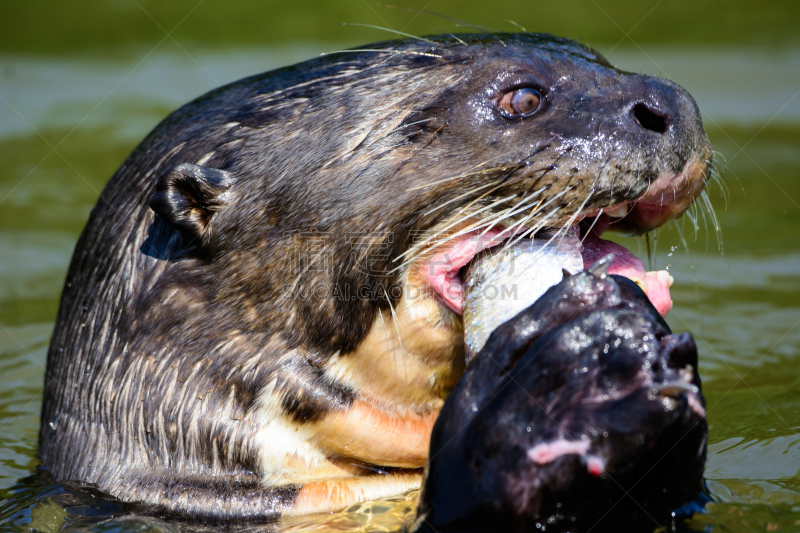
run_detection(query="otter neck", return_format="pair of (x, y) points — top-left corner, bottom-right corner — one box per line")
(325, 294), (464, 414)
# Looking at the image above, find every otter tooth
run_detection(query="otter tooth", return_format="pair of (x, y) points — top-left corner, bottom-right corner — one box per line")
(644, 270), (675, 287)
(606, 204), (629, 218)
(661, 270), (675, 287)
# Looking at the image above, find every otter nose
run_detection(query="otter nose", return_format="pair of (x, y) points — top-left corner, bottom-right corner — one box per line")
(632, 102), (670, 134)
(625, 77), (683, 135)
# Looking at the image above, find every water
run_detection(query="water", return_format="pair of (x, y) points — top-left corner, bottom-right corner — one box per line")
(1, 2), (799, 531)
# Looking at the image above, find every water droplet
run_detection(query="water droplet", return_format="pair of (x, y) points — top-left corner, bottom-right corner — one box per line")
(665, 264), (671, 271)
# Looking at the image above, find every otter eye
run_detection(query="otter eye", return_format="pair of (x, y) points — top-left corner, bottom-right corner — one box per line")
(499, 88), (543, 117)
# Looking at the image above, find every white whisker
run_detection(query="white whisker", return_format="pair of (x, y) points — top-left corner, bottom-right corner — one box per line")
(406, 149), (525, 191)
(684, 206), (699, 239)
(504, 206), (562, 249)
(392, 194), (518, 264)
(320, 49), (442, 59)
(385, 295), (403, 344)
(447, 33), (468, 46)
(387, 216), (500, 275)
(694, 196), (710, 249)
(459, 182), (510, 214)
(672, 219), (702, 310)
(405, 164), (523, 191)
(504, 187), (571, 237)
(580, 208), (605, 245)
(423, 180), (502, 216)
(342, 23), (438, 45)
(501, 201), (542, 237)
(479, 187), (547, 237)
(497, 185), (572, 244)
(505, 19), (529, 32)
(651, 227), (660, 263)
(700, 189), (724, 253)
(556, 188), (595, 248)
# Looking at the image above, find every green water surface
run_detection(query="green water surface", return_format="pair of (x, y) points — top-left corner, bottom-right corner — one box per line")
(1, 1), (799, 532)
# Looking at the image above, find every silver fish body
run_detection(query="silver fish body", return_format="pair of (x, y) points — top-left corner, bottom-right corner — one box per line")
(462, 232), (584, 362)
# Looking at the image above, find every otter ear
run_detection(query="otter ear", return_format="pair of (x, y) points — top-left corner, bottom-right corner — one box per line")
(148, 163), (234, 245)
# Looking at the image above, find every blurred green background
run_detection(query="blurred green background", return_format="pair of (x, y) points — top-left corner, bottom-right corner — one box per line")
(1, 1), (799, 532)
(2, 0), (799, 53)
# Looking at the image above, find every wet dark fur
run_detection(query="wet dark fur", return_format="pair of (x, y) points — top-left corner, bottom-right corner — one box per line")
(40, 33), (709, 518)
(415, 271), (707, 532)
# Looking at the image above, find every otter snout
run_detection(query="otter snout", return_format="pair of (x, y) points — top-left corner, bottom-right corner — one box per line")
(622, 75), (708, 155)
(598, 74), (713, 233)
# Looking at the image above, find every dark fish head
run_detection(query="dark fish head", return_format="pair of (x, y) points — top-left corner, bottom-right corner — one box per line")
(417, 268), (707, 533)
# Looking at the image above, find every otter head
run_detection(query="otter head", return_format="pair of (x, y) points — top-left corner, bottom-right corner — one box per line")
(147, 33), (710, 417)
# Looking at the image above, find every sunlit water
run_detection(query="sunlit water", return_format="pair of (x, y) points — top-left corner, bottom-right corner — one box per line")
(1, 41), (799, 532)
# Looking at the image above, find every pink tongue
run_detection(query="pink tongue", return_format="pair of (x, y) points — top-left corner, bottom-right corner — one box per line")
(581, 235), (673, 316)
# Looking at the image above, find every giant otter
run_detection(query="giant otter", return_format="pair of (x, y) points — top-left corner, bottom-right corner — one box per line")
(40, 33), (711, 519)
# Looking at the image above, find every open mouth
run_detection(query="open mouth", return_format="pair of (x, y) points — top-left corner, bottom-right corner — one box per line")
(417, 159), (711, 318)
(419, 200), (676, 318)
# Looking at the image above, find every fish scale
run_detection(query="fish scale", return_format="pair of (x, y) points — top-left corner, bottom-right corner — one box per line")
(462, 231), (584, 362)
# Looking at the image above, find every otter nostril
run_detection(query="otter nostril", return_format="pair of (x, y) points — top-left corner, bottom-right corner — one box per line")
(632, 103), (669, 134)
